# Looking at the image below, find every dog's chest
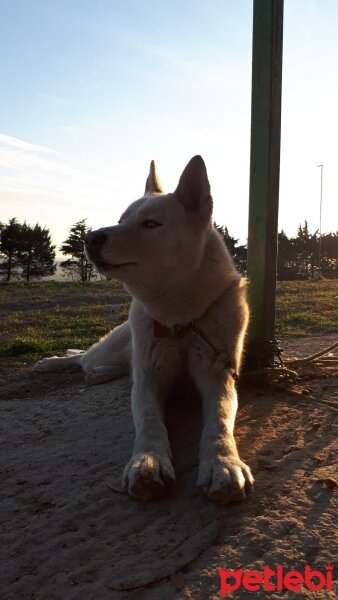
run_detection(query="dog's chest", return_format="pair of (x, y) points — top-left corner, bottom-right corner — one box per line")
(155, 324), (225, 379)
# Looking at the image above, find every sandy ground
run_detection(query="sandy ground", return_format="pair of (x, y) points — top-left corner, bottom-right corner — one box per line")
(0, 335), (337, 600)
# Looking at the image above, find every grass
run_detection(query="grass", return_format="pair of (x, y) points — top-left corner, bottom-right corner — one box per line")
(0, 280), (129, 371)
(1, 279), (337, 372)
(275, 280), (338, 337)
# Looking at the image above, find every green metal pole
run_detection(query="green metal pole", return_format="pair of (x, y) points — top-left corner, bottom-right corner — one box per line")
(246, 0), (284, 367)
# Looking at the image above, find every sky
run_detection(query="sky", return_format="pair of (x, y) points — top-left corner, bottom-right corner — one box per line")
(0, 0), (337, 256)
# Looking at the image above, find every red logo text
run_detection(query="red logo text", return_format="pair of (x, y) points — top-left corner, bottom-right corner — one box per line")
(218, 564), (333, 596)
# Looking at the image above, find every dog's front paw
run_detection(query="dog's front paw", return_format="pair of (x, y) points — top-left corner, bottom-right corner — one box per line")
(122, 452), (175, 501)
(197, 455), (254, 504)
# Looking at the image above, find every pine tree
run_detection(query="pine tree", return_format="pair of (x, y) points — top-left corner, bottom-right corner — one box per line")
(277, 230), (298, 280)
(321, 232), (338, 278)
(0, 218), (23, 281)
(60, 219), (94, 281)
(214, 222), (247, 274)
(17, 223), (56, 282)
(295, 220), (319, 278)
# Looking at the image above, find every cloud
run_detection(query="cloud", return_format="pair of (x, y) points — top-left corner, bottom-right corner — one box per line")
(0, 174), (87, 198)
(0, 133), (57, 155)
(0, 132), (129, 207)
(0, 132), (80, 175)
(0, 132), (107, 190)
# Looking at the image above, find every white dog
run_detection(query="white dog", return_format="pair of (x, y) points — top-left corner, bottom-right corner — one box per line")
(35, 156), (254, 504)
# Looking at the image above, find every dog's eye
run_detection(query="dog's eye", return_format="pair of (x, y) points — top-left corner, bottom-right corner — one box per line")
(142, 219), (162, 229)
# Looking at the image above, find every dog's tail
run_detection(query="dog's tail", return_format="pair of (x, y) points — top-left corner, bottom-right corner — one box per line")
(66, 349), (85, 356)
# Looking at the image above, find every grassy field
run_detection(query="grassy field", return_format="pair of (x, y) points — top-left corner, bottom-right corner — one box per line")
(0, 281), (129, 372)
(275, 280), (338, 336)
(1, 279), (337, 372)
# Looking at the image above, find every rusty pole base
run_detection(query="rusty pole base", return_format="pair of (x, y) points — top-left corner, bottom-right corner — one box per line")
(243, 339), (283, 372)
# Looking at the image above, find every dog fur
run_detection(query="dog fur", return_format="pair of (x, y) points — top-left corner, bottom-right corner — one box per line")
(35, 156), (254, 503)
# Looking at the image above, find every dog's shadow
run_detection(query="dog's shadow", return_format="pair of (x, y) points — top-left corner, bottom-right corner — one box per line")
(165, 377), (203, 486)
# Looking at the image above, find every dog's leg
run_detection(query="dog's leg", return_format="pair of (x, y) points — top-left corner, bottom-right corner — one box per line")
(122, 370), (176, 501)
(193, 370), (254, 504)
(85, 364), (129, 385)
(34, 354), (83, 372)
(190, 278), (253, 504)
(81, 321), (131, 379)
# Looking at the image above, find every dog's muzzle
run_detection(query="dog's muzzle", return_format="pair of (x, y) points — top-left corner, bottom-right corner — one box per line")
(84, 230), (107, 262)
(85, 230), (107, 250)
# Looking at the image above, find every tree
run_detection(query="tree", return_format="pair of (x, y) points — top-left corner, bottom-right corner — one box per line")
(295, 220), (319, 278)
(214, 223), (247, 274)
(17, 222), (56, 282)
(60, 219), (94, 281)
(321, 232), (338, 278)
(277, 230), (299, 280)
(0, 218), (22, 281)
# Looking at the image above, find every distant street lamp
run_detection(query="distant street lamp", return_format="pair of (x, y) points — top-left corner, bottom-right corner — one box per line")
(317, 164), (323, 277)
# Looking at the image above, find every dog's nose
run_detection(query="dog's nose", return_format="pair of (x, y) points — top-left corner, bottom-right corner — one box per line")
(84, 231), (107, 249)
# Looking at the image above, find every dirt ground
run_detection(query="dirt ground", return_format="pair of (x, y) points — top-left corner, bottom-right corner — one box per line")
(0, 335), (337, 599)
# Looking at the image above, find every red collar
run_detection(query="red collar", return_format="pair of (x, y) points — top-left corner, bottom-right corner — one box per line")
(153, 320), (194, 339)
(153, 320), (171, 338)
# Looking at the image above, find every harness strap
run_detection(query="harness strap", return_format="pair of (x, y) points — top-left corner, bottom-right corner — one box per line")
(153, 319), (238, 380)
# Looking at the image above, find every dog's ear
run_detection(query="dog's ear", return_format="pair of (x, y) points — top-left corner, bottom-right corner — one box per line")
(175, 155), (213, 218)
(145, 160), (163, 194)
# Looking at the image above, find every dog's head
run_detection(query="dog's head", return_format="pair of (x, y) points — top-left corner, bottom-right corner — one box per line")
(85, 156), (213, 283)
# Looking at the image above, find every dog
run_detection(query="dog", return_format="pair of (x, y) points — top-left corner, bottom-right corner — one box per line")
(35, 156), (254, 504)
